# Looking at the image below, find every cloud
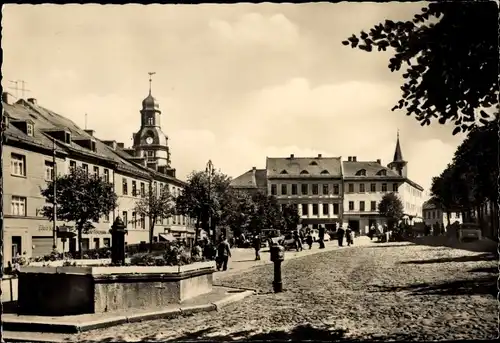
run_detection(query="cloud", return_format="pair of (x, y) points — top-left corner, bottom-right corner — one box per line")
(209, 12), (299, 48)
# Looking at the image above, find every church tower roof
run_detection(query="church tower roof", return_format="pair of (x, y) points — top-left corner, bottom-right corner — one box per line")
(142, 72), (160, 110)
(393, 130), (404, 162)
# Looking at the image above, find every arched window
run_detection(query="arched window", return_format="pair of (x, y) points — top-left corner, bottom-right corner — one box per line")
(320, 170), (329, 175)
(377, 169), (387, 176)
(280, 170), (288, 174)
(355, 169), (366, 176)
(309, 161), (318, 166)
(300, 170), (309, 175)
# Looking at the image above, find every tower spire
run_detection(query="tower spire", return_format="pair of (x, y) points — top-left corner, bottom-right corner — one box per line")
(393, 129), (404, 162)
(148, 72), (156, 95)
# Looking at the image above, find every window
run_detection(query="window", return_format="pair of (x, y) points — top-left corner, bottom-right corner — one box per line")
(432, 211), (436, 219)
(26, 124), (34, 136)
(320, 170), (329, 175)
(11, 196), (26, 216)
(359, 183), (365, 192)
(309, 161), (318, 166)
(301, 184), (308, 195)
(382, 183), (387, 192)
(333, 184), (339, 195)
(348, 183), (354, 193)
(392, 183), (398, 192)
(322, 203), (329, 215)
(104, 212), (110, 222)
(281, 184), (287, 195)
(356, 169), (366, 176)
(122, 178), (128, 195)
(93, 166), (99, 178)
(173, 215), (177, 224)
(322, 184), (329, 195)
(378, 169), (387, 176)
(132, 181), (137, 196)
(302, 204), (308, 215)
(271, 184), (277, 195)
(70, 160), (77, 170)
(140, 214), (145, 228)
(348, 201), (354, 211)
(280, 170), (288, 174)
(312, 184), (319, 195)
(300, 170), (309, 174)
(103, 238), (111, 248)
(291, 184), (298, 195)
(147, 151), (154, 157)
(333, 204), (339, 215)
(122, 211), (128, 227)
(82, 164), (88, 174)
(359, 201), (365, 212)
(103, 169), (109, 182)
(45, 161), (54, 181)
(90, 141), (96, 152)
(148, 117), (154, 125)
(93, 238), (100, 249)
(371, 201), (376, 211)
(312, 204), (318, 215)
(140, 183), (145, 197)
(370, 183), (376, 192)
(82, 238), (90, 251)
(11, 154), (26, 176)
(182, 216), (186, 225)
(132, 212), (137, 228)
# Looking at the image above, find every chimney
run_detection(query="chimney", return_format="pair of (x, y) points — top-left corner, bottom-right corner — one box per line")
(317, 154), (322, 158)
(2, 92), (12, 104)
(103, 140), (117, 150)
(347, 156), (352, 162)
(376, 159), (381, 165)
(252, 166), (256, 171)
(27, 98), (37, 105)
(352, 156), (357, 162)
(290, 154), (294, 159)
(117, 142), (125, 149)
(84, 129), (95, 136)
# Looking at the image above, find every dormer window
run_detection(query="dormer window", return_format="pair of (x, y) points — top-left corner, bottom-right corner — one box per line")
(309, 161), (318, 166)
(320, 170), (329, 175)
(300, 170), (309, 175)
(377, 169), (387, 176)
(280, 170), (288, 174)
(356, 169), (366, 176)
(65, 132), (72, 144)
(26, 124), (34, 137)
(90, 140), (97, 152)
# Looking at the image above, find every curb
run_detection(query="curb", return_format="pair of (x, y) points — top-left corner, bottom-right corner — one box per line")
(211, 290), (254, 311)
(2, 290), (254, 337)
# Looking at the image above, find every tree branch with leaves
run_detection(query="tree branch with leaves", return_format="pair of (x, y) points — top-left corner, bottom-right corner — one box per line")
(377, 192), (404, 230)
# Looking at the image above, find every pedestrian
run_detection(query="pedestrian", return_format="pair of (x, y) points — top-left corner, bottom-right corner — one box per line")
(293, 229), (303, 251)
(306, 229), (313, 249)
(192, 242), (203, 261)
(253, 234), (261, 260)
(369, 224), (376, 240)
(217, 236), (232, 271)
(346, 226), (354, 246)
(337, 225), (345, 247)
(318, 225), (326, 249)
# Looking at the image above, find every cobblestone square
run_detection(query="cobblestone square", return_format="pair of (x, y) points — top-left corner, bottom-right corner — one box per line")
(71, 241), (498, 342)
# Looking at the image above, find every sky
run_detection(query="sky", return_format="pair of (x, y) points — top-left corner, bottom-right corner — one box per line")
(2, 3), (465, 195)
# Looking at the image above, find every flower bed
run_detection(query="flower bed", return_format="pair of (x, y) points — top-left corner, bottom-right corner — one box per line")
(18, 260), (216, 316)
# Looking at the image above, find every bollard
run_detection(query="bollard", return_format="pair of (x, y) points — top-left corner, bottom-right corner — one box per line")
(270, 243), (285, 293)
(110, 216), (127, 265)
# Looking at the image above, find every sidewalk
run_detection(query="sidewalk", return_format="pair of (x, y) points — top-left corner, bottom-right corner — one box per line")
(215, 236), (374, 281)
(408, 235), (498, 254)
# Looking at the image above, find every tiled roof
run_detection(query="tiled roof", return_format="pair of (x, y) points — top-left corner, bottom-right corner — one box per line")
(230, 168), (267, 189)
(342, 161), (401, 179)
(266, 157), (342, 178)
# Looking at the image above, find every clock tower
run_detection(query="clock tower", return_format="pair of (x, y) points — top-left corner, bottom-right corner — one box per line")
(132, 72), (171, 170)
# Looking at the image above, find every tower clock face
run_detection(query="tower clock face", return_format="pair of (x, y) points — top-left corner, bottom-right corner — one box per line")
(146, 137), (153, 145)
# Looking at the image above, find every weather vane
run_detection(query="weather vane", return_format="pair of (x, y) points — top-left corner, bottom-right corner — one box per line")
(148, 72), (156, 94)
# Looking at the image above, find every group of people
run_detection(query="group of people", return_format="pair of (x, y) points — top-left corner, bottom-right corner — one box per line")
(192, 236), (232, 272)
(335, 225), (355, 247)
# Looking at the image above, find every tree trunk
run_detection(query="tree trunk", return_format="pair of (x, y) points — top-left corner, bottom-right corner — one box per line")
(446, 211), (451, 227)
(77, 225), (83, 259)
(149, 220), (155, 253)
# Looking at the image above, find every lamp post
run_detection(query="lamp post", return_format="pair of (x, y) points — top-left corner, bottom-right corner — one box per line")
(52, 138), (57, 250)
(1, 106), (6, 341)
(205, 160), (214, 241)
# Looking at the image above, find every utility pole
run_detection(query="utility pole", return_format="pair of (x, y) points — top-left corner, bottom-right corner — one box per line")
(52, 138), (58, 249)
(206, 160), (214, 241)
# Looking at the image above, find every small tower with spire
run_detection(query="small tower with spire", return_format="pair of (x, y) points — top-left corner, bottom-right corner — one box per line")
(387, 130), (408, 178)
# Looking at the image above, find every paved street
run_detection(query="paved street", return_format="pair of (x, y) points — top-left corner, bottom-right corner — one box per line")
(70, 240), (497, 342)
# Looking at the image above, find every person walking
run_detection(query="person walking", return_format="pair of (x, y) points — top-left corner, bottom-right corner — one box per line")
(294, 228), (303, 251)
(306, 229), (313, 249)
(346, 226), (354, 246)
(337, 225), (345, 247)
(217, 236), (232, 271)
(369, 224), (376, 240)
(318, 225), (326, 249)
(253, 234), (261, 260)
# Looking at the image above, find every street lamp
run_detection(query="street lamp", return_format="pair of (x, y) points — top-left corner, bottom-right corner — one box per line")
(1, 106), (6, 342)
(205, 160), (215, 241)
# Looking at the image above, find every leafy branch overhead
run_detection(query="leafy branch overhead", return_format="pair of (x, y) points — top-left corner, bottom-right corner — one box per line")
(343, 2), (498, 135)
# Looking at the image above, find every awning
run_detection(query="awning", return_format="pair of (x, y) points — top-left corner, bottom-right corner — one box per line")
(159, 233), (176, 242)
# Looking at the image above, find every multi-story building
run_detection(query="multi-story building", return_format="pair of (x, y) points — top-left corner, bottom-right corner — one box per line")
(342, 134), (424, 235)
(230, 135), (424, 235)
(1, 86), (193, 264)
(231, 154), (343, 231)
(422, 200), (463, 228)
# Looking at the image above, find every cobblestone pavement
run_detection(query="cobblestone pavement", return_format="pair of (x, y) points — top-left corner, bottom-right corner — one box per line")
(69, 241), (498, 342)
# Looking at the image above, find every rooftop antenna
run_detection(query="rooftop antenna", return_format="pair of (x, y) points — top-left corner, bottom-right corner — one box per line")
(148, 72), (156, 95)
(8, 80), (19, 98)
(8, 80), (31, 99)
(19, 80), (31, 98)
(85, 113), (88, 130)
